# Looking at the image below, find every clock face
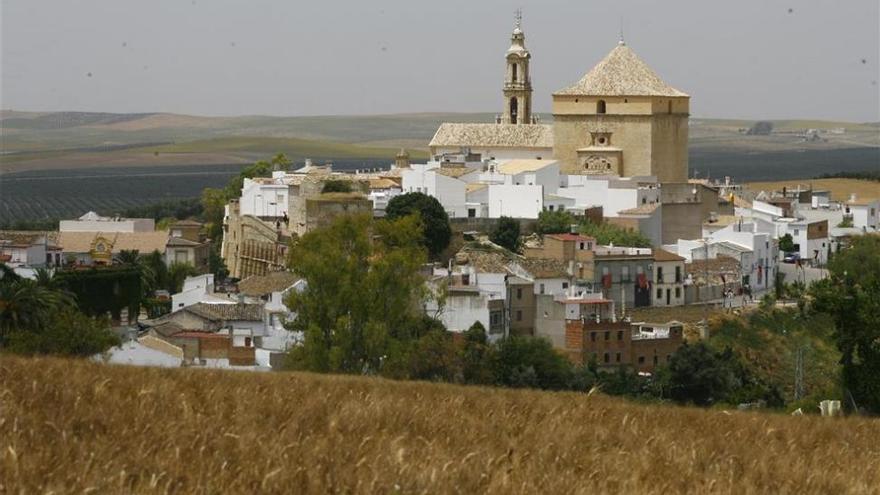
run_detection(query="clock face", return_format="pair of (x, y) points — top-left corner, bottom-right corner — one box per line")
(96, 243), (105, 252)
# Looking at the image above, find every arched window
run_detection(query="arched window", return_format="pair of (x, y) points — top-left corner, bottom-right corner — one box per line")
(597, 100), (607, 114)
(511, 63), (518, 82)
(509, 97), (518, 124)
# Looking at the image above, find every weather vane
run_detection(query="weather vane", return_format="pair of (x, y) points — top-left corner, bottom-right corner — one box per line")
(514, 8), (522, 29)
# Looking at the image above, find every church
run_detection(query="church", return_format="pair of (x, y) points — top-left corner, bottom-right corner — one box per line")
(429, 17), (690, 184)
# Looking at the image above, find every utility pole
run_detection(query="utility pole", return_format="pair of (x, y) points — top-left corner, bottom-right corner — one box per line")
(702, 239), (710, 336)
(794, 346), (805, 401)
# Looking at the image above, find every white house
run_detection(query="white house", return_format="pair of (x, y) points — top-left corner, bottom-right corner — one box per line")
(709, 222), (778, 292)
(555, 175), (661, 217)
(0, 232), (57, 268)
(171, 274), (233, 312)
(779, 219), (831, 265)
(846, 197), (879, 232)
(239, 177), (290, 218)
(401, 163), (478, 218)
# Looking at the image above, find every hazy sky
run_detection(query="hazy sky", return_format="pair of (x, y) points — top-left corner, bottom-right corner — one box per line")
(2, 0), (878, 121)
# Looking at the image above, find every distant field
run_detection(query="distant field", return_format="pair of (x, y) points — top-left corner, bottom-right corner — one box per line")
(690, 147), (880, 182)
(0, 159), (390, 223)
(745, 178), (880, 202)
(3, 355), (879, 494)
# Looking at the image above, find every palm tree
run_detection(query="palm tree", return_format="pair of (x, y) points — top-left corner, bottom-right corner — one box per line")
(0, 279), (72, 342)
(114, 250), (141, 266)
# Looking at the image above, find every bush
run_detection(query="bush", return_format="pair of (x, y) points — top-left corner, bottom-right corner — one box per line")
(579, 220), (651, 248)
(490, 216), (521, 252)
(5, 308), (119, 357)
(536, 210), (575, 235)
(493, 337), (573, 390)
(322, 180), (353, 193)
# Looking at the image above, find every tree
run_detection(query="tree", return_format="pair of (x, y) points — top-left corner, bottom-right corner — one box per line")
(385, 192), (451, 258)
(284, 214), (428, 374)
(167, 262), (198, 293)
(746, 121), (774, 135)
(811, 235), (880, 413)
(493, 337), (574, 390)
(778, 234), (796, 253)
(665, 342), (737, 406)
(490, 216), (521, 252)
(322, 180), (353, 193)
(461, 321), (495, 385)
(536, 210), (575, 235)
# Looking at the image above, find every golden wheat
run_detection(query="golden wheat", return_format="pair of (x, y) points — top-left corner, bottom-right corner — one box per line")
(1, 355), (879, 494)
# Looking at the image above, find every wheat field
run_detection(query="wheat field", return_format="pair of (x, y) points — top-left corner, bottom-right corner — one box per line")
(1, 356), (879, 494)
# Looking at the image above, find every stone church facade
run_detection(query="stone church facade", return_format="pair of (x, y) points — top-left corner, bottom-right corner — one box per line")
(429, 19), (690, 184)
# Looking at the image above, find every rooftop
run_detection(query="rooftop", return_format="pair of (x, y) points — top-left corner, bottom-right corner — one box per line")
(618, 203), (660, 216)
(652, 249), (686, 262)
(429, 123), (554, 148)
(497, 159), (557, 175)
(554, 43), (688, 97)
(434, 166), (477, 179)
(237, 271), (301, 297)
(58, 230), (170, 254)
(546, 233), (594, 242)
(184, 302), (264, 322)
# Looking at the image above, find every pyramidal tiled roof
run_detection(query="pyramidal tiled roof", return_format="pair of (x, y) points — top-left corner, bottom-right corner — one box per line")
(555, 43), (688, 97)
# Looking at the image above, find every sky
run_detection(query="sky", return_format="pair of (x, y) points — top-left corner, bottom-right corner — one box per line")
(1, 0), (878, 122)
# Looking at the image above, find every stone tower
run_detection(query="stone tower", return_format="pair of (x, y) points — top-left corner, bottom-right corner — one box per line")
(551, 40), (690, 182)
(394, 148), (410, 169)
(501, 11), (533, 125)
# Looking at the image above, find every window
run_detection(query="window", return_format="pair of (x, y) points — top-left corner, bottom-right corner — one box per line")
(621, 266), (630, 282)
(509, 97), (518, 124)
(590, 332), (596, 342)
(675, 287), (681, 298)
(794, 229), (799, 236)
(675, 266), (682, 283)
(516, 310), (522, 322)
(539, 283), (545, 294)
(597, 100), (606, 114)
(604, 331), (610, 341)
(615, 352), (621, 363)
(512, 63), (518, 82)
(579, 242), (585, 250)
(657, 288), (663, 299)
(617, 330), (623, 341)
(562, 282), (569, 289)
(667, 101), (672, 114)
(653, 355), (659, 365)
(638, 356), (645, 364)
(516, 288), (523, 299)
(468, 208), (476, 218)
(657, 266), (664, 283)
(604, 353), (610, 363)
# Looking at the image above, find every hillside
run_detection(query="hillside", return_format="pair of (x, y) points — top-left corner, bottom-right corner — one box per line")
(2, 356), (879, 494)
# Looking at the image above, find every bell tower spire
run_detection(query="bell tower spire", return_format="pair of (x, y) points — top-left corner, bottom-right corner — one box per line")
(501, 10), (533, 125)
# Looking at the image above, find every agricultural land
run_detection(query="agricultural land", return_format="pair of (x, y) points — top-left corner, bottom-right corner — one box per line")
(2, 355), (879, 494)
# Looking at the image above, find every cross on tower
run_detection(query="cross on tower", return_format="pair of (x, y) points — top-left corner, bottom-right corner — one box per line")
(514, 8), (522, 29)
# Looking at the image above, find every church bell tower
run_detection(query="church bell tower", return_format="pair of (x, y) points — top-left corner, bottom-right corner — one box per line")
(501, 10), (533, 125)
